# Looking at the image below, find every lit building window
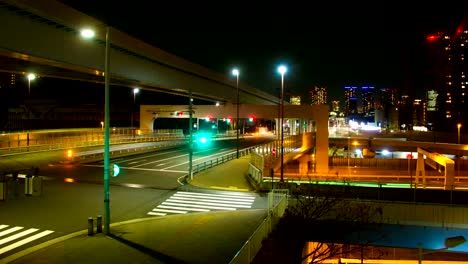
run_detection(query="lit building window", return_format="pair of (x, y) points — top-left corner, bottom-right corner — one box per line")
(462, 44), (465, 46)
(448, 82), (452, 85)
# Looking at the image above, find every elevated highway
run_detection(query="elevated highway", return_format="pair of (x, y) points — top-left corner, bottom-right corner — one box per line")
(0, 0), (278, 105)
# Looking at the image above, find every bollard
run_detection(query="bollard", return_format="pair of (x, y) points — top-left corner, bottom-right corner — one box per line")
(88, 217), (94, 236)
(96, 215), (102, 233)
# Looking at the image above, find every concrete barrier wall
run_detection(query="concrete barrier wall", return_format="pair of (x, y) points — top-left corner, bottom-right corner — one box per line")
(352, 200), (468, 228)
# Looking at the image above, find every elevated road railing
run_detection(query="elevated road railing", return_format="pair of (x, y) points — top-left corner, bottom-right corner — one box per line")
(0, 128), (185, 156)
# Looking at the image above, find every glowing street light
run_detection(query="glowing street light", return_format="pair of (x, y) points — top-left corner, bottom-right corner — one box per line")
(277, 65), (287, 183)
(81, 26), (112, 235)
(232, 68), (240, 159)
(27, 73), (36, 95)
(80, 28), (95, 39)
(133, 88), (139, 104)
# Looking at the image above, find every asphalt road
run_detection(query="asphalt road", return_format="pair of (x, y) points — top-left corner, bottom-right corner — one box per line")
(0, 136), (273, 259)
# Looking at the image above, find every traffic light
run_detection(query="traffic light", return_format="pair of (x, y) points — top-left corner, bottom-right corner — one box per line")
(248, 116), (255, 122)
(110, 163), (120, 177)
(194, 132), (213, 148)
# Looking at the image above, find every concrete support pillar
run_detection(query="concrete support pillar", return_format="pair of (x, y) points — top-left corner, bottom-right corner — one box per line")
(415, 155), (425, 187)
(140, 106), (154, 132)
(299, 155), (309, 176)
(291, 119), (296, 135)
(445, 162), (455, 191)
(314, 106), (329, 174)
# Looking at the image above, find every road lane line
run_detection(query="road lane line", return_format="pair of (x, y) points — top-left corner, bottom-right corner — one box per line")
(133, 153), (188, 168)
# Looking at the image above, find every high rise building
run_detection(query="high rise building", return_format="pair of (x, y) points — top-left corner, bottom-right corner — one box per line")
(413, 99), (427, 126)
(331, 100), (340, 112)
(309, 85), (327, 105)
(425, 22), (468, 131)
(344, 86), (358, 115)
(289, 95), (301, 105)
(375, 87), (397, 130)
(361, 86), (375, 114)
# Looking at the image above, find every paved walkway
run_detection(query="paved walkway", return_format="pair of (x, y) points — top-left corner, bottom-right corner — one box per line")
(0, 149), (265, 264)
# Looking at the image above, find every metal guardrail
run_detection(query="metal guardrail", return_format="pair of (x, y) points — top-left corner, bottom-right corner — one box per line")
(191, 147), (256, 175)
(0, 134), (186, 156)
(71, 141), (188, 163)
(229, 189), (289, 264)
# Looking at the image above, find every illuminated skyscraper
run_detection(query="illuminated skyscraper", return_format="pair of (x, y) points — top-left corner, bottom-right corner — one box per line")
(331, 100), (340, 112)
(361, 86), (375, 114)
(309, 85), (327, 105)
(426, 22), (468, 131)
(344, 86), (357, 115)
(290, 95), (301, 105)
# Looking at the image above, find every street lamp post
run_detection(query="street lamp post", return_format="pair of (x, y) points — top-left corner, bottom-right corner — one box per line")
(232, 69), (240, 159)
(27, 73), (36, 95)
(103, 26), (111, 235)
(131, 88), (139, 129)
(278, 65), (287, 183)
(81, 26), (111, 235)
(457, 123), (462, 144)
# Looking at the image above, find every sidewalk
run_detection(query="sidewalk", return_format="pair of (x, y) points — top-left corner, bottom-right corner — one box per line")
(1, 150), (266, 264)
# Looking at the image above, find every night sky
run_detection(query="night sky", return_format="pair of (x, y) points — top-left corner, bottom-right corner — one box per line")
(58, 1), (468, 102)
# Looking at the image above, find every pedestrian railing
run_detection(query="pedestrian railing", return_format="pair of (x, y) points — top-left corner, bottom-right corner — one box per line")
(229, 189), (289, 264)
(192, 147), (255, 175)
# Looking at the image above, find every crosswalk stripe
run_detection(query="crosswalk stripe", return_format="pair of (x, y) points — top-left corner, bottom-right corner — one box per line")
(0, 229), (38, 246)
(176, 191), (255, 198)
(168, 197), (253, 206)
(174, 192), (255, 201)
(161, 202), (236, 211)
(147, 191), (257, 217)
(152, 208), (187, 214)
(0, 225), (8, 230)
(0, 227), (23, 238)
(172, 194), (254, 204)
(166, 199), (251, 208)
(147, 212), (167, 216)
(157, 205), (210, 212)
(0, 230), (54, 255)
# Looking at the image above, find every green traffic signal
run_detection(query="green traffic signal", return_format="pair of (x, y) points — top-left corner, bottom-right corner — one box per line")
(111, 163), (120, 177)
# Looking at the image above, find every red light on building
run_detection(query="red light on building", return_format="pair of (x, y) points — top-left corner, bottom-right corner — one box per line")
(177, 111), (184, 116)
(427, 35), (440, 41)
